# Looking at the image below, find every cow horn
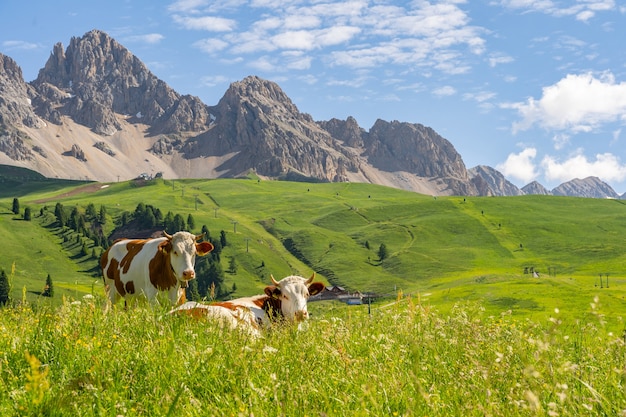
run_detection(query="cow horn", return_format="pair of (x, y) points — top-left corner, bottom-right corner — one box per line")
(163, 231), (173, 239)
(270, 274), (280, 286)
(195, 232), (205, 241)
(306, 272), (315, 284)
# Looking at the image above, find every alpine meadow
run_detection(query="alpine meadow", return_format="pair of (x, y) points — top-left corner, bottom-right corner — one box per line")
(1, 170), (626, 416)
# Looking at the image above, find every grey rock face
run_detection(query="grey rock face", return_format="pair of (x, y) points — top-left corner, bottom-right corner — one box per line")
(551, 177), (618, 198)
(32, 30), (212, 135)
(468, 165), (524, 196)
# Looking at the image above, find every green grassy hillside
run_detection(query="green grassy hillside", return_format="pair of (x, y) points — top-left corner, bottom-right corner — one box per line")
(2, 177), (626, 329)
(0, 164), (89, 198)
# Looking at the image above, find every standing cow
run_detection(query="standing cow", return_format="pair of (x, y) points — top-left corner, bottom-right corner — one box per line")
(170, 273), (325, 337)
(101, 231), (213, 308)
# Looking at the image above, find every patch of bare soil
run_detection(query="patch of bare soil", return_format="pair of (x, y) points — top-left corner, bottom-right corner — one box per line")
(34, 182), (107, 203)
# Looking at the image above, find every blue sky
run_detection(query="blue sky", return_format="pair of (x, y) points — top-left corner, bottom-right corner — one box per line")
(2, 0), (626, 192)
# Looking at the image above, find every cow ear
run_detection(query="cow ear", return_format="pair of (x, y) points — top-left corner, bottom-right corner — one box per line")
(308, 282), (325, 296)
(196, 241), (214, 256)
(264, 286), (281, 299)
(158, 240), (171, 253)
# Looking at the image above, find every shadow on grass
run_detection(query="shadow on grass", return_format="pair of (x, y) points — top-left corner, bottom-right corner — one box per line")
(489, 296), (542, 311)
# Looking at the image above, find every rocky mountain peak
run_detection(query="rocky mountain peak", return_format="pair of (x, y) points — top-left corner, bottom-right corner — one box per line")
(468, 165), (524, 196)
(217, 76), (306, 121)
(0, 53), (44, 129)
(363, 119), (476, 195)
(522, 181), (551, 195)
(32, 29), (211, 135)
(551, 176), (618, 198)
(317, 116), (365, 148)
(184, 76), (351, 181)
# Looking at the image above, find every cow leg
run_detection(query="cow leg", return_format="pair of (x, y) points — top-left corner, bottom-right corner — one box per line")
(167, 287), (182, 306)
(103, 283), (120, 313)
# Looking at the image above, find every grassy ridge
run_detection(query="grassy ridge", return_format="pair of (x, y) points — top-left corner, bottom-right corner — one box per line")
(1, 177), (626, 328)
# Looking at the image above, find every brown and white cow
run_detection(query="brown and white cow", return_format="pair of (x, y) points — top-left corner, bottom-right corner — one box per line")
(169, 273), (325, 337)
(101, 231), (213, 308)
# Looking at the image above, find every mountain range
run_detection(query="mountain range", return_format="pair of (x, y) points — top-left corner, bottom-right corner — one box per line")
(0, 29), (622, 198)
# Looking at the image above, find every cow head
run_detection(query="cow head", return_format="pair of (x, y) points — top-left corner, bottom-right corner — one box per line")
(265, 273), (324, 322)
(162, 231), (213, 287)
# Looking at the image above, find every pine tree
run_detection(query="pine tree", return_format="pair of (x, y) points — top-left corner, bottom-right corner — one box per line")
(0, 269), (10, 306)
(378, 243), (389, 261)
(42, 274), (54, 297)
(24, 207), (32, 221)
(173, 214), (186, 232)
(12, 198), (19, 215)
(220, 230), (227, 247)
(85, 203), (96, 220)
(98, 205), (107, 224)
(81, 243), (89, 257)
(187, 214), (196, 231)
(201, 225), (210, 240)
(229, 256), (238, 274)
(55, 202), (67, 227)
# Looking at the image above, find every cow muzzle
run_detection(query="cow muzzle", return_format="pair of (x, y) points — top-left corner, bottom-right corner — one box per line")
(294, 310), (309, 322)
(180, 270), (196, 287)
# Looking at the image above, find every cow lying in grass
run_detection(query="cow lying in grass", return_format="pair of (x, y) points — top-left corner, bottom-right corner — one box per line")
(101, 231), (214, 309)
(169, 273), (325, 337)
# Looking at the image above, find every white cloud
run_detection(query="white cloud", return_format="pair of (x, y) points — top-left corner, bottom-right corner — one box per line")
(2, 40), (39, 50)
(496, 147), (539, 184)
(507, 72), (626, 133)
(330, 44), (401, 68)
(316, 26), (361, 47)
(494, 0), (616, 20)
(611, 128), (621, 145)
(381, 94), (401, 102)
(541, 151), (626, 183)
(167, 0), (209, 13)
(298, 74), (319, 85)
(271, 31), (316, 50)
(248, 56), (277, 72)
(283, 14), (321, 30)
(172, 14), (236, 31)
(551, 133), (571, 150)
(124, 34), (164, 44)
(327, 75), (370, 88)
(172, 0), (485, 75)
(488, 53), (514, 67)
(432, 86), (457, 97)
(284, 53), (312, 70)
(464, 91), (496, 103)
(575, 10), (595, 21)
(192, 38), (229, 53)
(199, 75), (229, 87)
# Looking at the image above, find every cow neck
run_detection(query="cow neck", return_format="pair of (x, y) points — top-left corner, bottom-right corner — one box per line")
(255, 295), (282, 320)
(148, 240), (177, 291)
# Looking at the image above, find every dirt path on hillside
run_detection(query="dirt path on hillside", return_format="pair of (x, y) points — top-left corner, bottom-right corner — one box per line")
(34, 183), (109, 203)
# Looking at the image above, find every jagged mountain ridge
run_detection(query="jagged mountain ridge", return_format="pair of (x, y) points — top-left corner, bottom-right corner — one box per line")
(0, 29), (620, 198)
(468, 165), (524, 196)
(32, 30), (212, 135)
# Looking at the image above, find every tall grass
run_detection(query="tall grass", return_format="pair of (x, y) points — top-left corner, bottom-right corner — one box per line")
(1, 295), (624, 416)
